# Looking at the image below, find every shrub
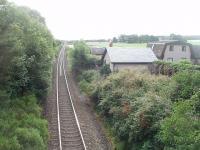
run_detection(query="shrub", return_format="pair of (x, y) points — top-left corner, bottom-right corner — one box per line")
(159, 100), (200, 150)
(191, 90), (200, 115)
(71, 41), (97, 74)
(78, 70), (100, 95)
(172, 70), (200, 100)
(100, 64), (111, 76)
(153, 60), (200, 76)
(79, 62), (200, 149)
(0, 94), (48, 150)
(15, 128), (46, 150)
(90, 71), (174, 149)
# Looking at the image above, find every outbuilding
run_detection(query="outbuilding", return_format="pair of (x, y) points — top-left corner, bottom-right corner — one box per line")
(102, 47), (157, 72)
(90, 47), (106, 56)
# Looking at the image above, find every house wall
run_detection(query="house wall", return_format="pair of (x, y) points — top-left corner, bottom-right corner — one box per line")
(163, 45), (191, 61)
(103, 52), (114, 71)
(113, 63), (149, 72)
(104, 52), (111, 64)
(104, 52), (151, 72)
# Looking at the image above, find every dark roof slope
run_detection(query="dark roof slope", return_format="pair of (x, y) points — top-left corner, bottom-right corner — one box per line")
(147, 44), (165, 59)
(90, 47), (106, 55)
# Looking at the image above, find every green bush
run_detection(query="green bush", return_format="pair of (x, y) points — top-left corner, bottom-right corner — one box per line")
(15, 128), (46, 150)
(79, 61), (200, 150)
(172, 70), (200, 100)
(0, 1), (55, 149)
(154, 60), (200, 76)
(0, 94), (48, 150)
(71, 41), (97, 74)
(191, 90), (200, 115)
(78, 70), (100, 95)
(90, 71), (174, 149)
(100, 64), (111, 76)
(0, 2), (55, 99)
(159, 100), (200, 150)
(78, 70), (100, 82)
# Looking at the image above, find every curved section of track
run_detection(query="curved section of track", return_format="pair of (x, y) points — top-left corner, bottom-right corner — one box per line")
(49, 47), (87, 150)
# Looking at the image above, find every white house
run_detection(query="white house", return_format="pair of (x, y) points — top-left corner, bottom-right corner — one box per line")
(147, 40), (192, 62)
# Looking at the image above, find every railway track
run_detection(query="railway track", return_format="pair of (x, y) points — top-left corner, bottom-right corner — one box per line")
(48, 47), (87, 150)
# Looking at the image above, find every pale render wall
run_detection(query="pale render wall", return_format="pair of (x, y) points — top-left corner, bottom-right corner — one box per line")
(104, 53), (110, 64)
(104, 53), (150, 72)
(113, 63), (149, 72)
(163, 45), (191, 61)
(104, 53), (114, 71)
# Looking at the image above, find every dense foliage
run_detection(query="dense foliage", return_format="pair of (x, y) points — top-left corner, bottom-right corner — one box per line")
(100, 64), (111, 76)
(82, 71), (175, 149)
(152, 60), (200, 76)
(0, 93), (48, 150)
(159, 100), (200, 150)
(169, 33), (187, 42)
(0, 1), (56, 149)
(78, 61), (200, 149)
(0, 1), (55, 98)
(70, 41), (98, 75)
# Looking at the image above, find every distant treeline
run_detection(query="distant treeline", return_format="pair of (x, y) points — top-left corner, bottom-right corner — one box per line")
(114, 34), (199, 43)
(68, 34), (200, 44)
(67, 39), (108, 44)
(113, 34), (159, 43)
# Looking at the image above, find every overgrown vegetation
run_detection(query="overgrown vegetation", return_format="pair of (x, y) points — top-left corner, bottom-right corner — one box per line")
(81, 71), (175, 149)
(159, 99), (200, 150)
(68, 41), (99, 75)
(0, 94), (48, 150)
(74, 48), (200, 150)
(0, 1), (57, 149)
(0, 1), (56, 98)
(153, 60), (200, 76)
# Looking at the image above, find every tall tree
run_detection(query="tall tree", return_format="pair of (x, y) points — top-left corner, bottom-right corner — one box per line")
(0, 0), (55, 98)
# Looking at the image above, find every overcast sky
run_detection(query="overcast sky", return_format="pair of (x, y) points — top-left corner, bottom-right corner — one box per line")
(9, 0), (200, 40)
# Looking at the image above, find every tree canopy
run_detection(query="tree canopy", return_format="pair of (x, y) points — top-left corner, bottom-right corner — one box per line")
(117, 34), (159, 43)
(0, 1), (57, 149)
(0, 0), (55, 98)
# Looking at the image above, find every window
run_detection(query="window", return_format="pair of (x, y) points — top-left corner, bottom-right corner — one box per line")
(167, 58), (173, 62)
(182, 46), (186, 52)
(169, 45), (174, 51)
